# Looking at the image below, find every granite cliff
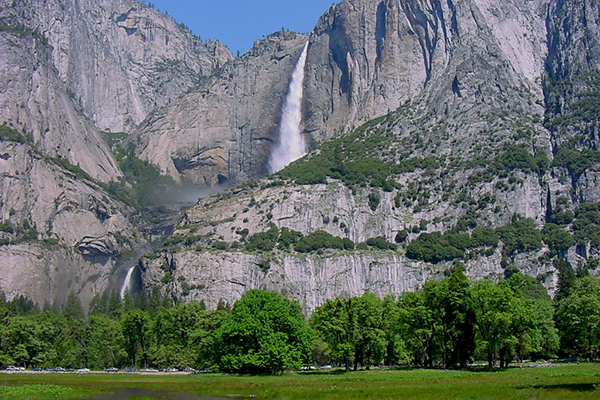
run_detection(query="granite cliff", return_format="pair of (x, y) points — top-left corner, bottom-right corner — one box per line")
(0, 0), (230, 306)
(0, 0), (599, 313)
(140, 0), (600, 312)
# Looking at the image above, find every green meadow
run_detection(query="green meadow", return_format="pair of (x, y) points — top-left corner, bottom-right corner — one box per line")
(1, 364), (599, 400)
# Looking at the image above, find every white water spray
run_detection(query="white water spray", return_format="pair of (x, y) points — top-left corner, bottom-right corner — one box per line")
(120, 266), (135, 299)
(269, 41), (309, 173)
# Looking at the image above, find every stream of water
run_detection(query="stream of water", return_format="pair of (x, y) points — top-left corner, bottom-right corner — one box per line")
(269, 41), (309, 173)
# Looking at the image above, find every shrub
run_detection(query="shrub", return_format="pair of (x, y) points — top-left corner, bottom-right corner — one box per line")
(368, 191), (381, 211)
(395, 230), (408, 243)
(295, 231), (353, 253)
(497, 217), (542, 255)
(245, 224), (279, 252)
(542, 223), (575, 253)
(366, 236), (397, 250)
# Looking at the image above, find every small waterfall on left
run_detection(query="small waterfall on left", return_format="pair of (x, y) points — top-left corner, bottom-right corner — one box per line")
(120, 266), (135, 299)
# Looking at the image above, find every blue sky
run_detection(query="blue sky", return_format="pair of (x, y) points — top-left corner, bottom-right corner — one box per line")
(147, 0), (336, 55)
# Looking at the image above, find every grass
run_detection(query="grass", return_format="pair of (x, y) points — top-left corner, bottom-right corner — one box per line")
(0, 364), (599, 399)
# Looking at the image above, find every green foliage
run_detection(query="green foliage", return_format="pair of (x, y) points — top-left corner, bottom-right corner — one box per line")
(278, 227), (303, 250)
(0, 125), (28, 143)
(49, 156), (94, 182)
(406, 232), (464, 263)
(365, 236), (397, 251)
(0, 23), (49, 45)
(101, 131), (128, 149)
(0, 268), (576, 374)
(555, 275), (600, 361)
(245, 223), (280, 252)
(310, 294), (391, 371)
(295, 230), (354, 253)
(573, 202), (600, 248)
(552, 146), (600, 179)
(394, 230), (408, 243)
(494, 145), (542, 174)
(497, 216), (542, 255)
(211, 290), (312, 374)
(277, 116), (442, 190)
(0, 220), (14, 234)
(0, 384), (75, 399)
(110, 144), (177, 208)
(368, 191), (381, 211)
(547, 70), (600, 130)
(542, 223), (575, 254)
(470, 226), (499, 248)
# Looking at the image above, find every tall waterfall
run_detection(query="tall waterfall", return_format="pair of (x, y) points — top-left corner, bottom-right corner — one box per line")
(120, 266), (135, 299)
(269, 41), (309, 173)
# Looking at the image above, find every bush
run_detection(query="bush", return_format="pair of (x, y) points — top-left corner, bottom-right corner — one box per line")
(552, 146), (600, 179)
(406, 232), (464, 263)
(0, 220), (14, 234)
(368, 191), (381, 211)
(542, 223), (575, 253)
(497, 217), (542, 255)
(0, 125), (27, 143)
(366, 236), (397, 250)
(278, 228), (303, 250)
(245, 224), (279, 252)
(573, 202), (600, 248)
(295, 231), (353, 253)
(395, 230), (408, 243)
(212, 241), (230, 251)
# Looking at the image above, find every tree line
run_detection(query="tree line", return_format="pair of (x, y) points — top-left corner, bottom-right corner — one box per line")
(0, 266), (598, 374)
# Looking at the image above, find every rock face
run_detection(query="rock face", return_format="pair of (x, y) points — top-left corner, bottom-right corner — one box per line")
(133, 31), (309, 185)
(1, 0), (600, 313)
(140, 0), (600, 312)
(140, 181), (557, 313)
(0, 24), (119, 182)
(303, 0), (549, 142)
(0, 0), (232, 133)
(133, 0), (550, 185)
(0, 0), (233, 306)
(0, 138), (142, 307)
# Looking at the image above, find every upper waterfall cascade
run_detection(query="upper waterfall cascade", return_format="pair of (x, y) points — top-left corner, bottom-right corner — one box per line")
(269, 41), (309, 173)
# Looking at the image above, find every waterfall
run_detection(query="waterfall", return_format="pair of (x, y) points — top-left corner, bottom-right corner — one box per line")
(269, 41), (309, 173)
(120, 266), (135, 299)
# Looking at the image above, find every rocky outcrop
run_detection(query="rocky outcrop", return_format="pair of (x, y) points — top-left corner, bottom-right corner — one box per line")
(0, 0), (232, 133)
(302, 0), (549, 142)
(133, 31), (309, 185)
(140, 0), (600, 313)
(140, 176), (559, 312)
(1, 0), (600, 314)
(0, 27), (119, 182)
(0, 138), (144, 307)
(0, 0), (231, 306)
(132, 0), (551, 185)
(545, 0), (600, 149)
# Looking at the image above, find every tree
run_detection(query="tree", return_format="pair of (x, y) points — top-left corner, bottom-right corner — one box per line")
(63, 291), (84, 320)
(212, 290), (312, 374)
(86, 314), (125, 369)
(471, 279), (539, 368)
(439, 268), (476, 368)
(121, 309), (151, 368)
(351, 293), (387, 370)
(397, 289), (438, 367)
(310, 298), (356, 371)
(505, 273), (558, 361)
(555, 275), (600, 361)
(152, 303), (206, 369)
